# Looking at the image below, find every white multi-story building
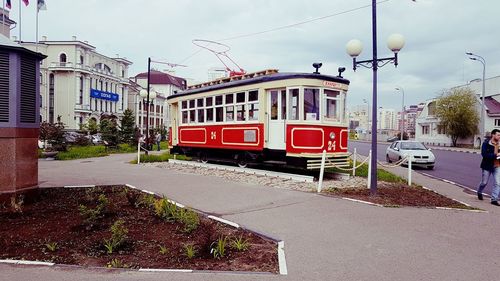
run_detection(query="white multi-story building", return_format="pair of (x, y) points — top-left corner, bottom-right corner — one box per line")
(378, 108), (397, 130)
(129, 70), (186, 132)
(417, 75), (500, 147)
(0, 8), (15, 38)
(19, 36), (132, 130)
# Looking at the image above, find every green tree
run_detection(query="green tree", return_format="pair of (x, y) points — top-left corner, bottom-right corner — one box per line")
(100, 117), (119, 146)
(435, 87), (479, 147)
(81, 118), (98, 135)
(120, 109), (136, 145)
(40, 116), (67, 151)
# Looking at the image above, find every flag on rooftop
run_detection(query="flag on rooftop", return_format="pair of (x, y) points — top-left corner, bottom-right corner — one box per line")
(6, 0), (12, 9)
(22, 0), (29, 6)
(37, 0), (46, 11)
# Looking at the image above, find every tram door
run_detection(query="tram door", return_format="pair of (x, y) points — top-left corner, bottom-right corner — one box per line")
(268, 89), (287, 150)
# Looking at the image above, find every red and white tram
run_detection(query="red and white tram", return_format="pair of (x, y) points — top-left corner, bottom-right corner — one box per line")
(167, 69), (350, 169)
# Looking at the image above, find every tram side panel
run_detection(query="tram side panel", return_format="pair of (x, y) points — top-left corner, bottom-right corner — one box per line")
(286, 124), (348, 154)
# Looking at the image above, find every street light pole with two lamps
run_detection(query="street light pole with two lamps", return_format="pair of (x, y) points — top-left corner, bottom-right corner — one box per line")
(466, 52), (486, 144)
(345, 0), (405, 195)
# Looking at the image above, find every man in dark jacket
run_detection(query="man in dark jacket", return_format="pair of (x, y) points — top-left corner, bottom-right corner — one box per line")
(478, 129), (500, 205)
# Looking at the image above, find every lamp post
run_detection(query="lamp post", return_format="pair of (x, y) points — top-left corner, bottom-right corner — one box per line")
(466, 52), (486, 144)
(395, 87), (405, 140)
(346, 1), (405, 195)
(139, 87), (157, 153)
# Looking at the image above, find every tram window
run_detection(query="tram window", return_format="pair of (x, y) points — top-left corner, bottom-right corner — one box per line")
(206, 108), (214, 122)
(325, 90), (340, 120)
(216, 107), (223, 122)
(215, 95), (223, 105)
(236, 92), (245, 103)
(288, 89), (299, 120)
(189, 100), (195, 109)
(197, 98), (204, 108)
(225, 94), (234, 104)
(249, 103), (259, 121)
(206, 96), (213, 107)
(237, 105), (246, 121)
(226, 106), (234, 121)
(270, 91), (278, 120)
(198, 109), (204, 123)
(189, 110), (196, 123)
(304, 88), (319, 120)
(281, 90), (287, 120)
(182, 101), (187, 109)
(182, 111), (188, 123)
(249, 90), (258, 102)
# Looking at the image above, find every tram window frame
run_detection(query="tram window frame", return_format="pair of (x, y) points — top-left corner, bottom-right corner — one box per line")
(248, 90), (259, 121)
(189, 99), (195, 109)
(270, 90), (278, 120)
(288, 88), (300, 120)
(225, 93), (234, 104)
(215, 95), (223, 105)
(206, 107), (214, 122)
(304, 88), (320, 121)
(226, 105), (234, 121)
(235, 92), (246, 121)
(324, 89), (340, 121)
(182, 101), (187, 109)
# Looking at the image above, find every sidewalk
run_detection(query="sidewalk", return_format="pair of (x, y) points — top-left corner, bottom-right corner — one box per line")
(2, 153), (499, 281)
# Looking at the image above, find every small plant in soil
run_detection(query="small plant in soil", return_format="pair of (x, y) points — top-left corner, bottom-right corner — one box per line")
(178, 208), (200, 233)
(183, 243), (197, 259)
(231, 235), (250, 252)
(158, 245), (169, 255)
(137, 193), (155, 209)
(210, 236), (228, 259)
(10, 194), (24, 213)
(45, 241), (58, 252)
(121, 188), (140, 207)
(154, 198), (178, 221)
(79, 194), (108, 228)
(103, 219), (128, 254)
(107, 258), (128, 268)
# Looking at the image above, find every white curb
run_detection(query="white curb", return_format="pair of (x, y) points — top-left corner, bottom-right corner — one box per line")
(0, 259), (55, 266)
(125, 184), (138, 190)
(277, 241), (288, 275)
(64, 185), (95, 188)
(207, 215), (240, 228)
(139, 268), (193, 273)
(341, 197), (383, 207)
(141, 189), (155, 195)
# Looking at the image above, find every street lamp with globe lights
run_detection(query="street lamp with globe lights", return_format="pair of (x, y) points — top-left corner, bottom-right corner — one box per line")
(466, 52), (486, 145)
(345, 1), (405, 195)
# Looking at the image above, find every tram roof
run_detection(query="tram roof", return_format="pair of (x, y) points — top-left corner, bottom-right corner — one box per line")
(167, 71), (350, 100)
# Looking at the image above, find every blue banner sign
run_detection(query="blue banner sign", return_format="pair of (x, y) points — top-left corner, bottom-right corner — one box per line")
(90, 89), (119, 101)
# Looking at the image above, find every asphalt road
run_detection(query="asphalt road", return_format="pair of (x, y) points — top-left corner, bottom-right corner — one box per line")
(348, 141), (492, 196)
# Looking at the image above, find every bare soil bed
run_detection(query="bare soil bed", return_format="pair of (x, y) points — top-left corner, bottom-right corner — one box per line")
(0, 186), (278, 272)
(324, 182), (476, 209)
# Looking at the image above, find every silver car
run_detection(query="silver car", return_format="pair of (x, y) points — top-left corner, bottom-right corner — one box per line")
(386, 141), (435, 170)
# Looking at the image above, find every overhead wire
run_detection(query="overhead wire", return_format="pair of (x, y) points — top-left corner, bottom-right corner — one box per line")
(178, 0), (391, 64)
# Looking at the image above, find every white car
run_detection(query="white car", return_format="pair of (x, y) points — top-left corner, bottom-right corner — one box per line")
(386, 141), (435, 170)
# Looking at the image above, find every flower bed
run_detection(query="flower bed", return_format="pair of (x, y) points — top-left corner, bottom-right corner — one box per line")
(0, 186), (278, 272)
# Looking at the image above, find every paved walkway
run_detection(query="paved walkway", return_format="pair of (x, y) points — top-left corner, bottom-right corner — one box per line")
(2, 153), (500, 281)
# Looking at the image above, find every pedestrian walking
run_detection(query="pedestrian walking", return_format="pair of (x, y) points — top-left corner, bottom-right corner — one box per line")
(477, 129), (500, 206)
(155, 132), (162, 151)
(139, 134), (145, 150)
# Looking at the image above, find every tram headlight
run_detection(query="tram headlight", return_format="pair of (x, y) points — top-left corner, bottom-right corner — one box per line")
(329, 132), (336, 140)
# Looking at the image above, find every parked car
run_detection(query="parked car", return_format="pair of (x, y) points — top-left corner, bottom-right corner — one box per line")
(386, 136), (399, 142)
(386, 140), (435, 170)
(87, 133), (102, 145)
(64, 131), (84, 143)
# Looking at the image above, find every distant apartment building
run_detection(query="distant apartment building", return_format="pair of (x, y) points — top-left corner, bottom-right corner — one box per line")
(378, 108), (396, 130)
(20, 36), (132, 130)
(397, 104), (424, 138)
(0, 8), (15, 38)
(129, 70), (187, 132)
(348, 104), (370, 132)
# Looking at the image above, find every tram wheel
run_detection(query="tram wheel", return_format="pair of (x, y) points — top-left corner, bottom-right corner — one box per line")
(236, 154), (248, 168)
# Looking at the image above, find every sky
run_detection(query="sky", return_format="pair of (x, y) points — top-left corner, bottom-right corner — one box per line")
(6, 0), (500, 111)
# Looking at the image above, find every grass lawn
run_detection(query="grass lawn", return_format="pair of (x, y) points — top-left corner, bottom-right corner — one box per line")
(53, 141), (169, 160)
(326, 162), (406, 183)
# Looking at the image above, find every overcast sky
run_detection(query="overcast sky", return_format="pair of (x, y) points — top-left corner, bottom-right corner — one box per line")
(7, 0), (500, 111)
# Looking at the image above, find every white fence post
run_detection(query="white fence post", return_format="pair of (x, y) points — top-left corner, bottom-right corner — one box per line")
(317, 150), (327, 193)
(367, 150), (372, 189)
(352, 148), (357, 176)
(408, 152), (412, 186)
(137, 141), (141, 164)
